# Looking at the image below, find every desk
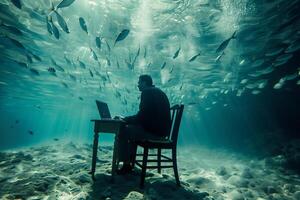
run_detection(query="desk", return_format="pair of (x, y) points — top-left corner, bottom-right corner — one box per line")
(90, 119), (124, 181)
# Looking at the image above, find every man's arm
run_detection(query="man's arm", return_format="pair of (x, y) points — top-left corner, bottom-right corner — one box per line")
(124, 90), (150, 124)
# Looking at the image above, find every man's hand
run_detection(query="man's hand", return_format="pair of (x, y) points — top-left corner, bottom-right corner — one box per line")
(113, 115), (124, 120)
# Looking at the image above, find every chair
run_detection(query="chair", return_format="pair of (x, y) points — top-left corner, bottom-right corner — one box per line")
(133, 104), (184, 188)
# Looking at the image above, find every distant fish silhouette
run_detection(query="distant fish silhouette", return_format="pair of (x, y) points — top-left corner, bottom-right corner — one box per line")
(95, 36), (101, 49)
(78, 96), (84, 101)
(78, 59), (86, 69)
(105, 40), (111, 52)
(90, 48), (98, 61)
(0, 23), (23, 36)
(28, 130), (34, 135)
(173, 47), (181, 59)
(215, 51), (225, 62)
(89, 69), (93, 77)
(53, 138), (59, 141)
(114, 29), (130, 46)
(15, 120), (19, 124)
(189, 52), (201, 62)
(56, 0), (76, 9)
(11, 0), (21, 9)
(49, 17), (59, 39)
(79, 17), (88, 34)
(216, 31), (237, 53)
(54, 11), (69, 33)
(30, 68), (40, 75)
(161, 61), (167, 69)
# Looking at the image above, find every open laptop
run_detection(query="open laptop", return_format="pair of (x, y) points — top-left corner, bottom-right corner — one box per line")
(96, 100), (112, 119)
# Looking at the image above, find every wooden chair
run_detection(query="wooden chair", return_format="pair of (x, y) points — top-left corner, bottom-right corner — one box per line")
(133, 104), (184, 188)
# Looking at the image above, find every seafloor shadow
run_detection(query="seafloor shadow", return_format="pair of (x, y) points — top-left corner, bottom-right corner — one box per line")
(88, 170), (209, 199)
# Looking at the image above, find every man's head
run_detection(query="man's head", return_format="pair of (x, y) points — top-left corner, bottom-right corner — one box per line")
(138, 74), (153, 91)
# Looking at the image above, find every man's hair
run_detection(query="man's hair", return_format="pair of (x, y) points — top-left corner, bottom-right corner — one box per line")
(139, 74), (153, 86)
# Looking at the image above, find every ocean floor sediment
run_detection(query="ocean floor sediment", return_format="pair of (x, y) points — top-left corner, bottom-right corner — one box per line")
(0, 142), (299, 200)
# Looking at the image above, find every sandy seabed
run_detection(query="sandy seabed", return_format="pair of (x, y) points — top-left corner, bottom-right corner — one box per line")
(0, 141), (299, 200)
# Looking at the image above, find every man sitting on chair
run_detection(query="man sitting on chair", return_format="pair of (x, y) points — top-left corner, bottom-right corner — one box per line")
(116, 74), (171, 174)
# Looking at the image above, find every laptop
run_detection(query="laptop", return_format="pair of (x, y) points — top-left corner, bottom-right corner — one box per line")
(96, 100), (112, 119)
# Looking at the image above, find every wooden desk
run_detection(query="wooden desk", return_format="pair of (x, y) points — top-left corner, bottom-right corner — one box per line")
(90, 119), (124, 181)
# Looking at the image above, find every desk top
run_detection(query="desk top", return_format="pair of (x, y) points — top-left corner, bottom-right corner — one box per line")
(91, 119), (125, 123)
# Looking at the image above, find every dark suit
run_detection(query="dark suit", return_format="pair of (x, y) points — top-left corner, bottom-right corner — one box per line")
(118, 86), (171, 162)
(124, 86), (171, 137)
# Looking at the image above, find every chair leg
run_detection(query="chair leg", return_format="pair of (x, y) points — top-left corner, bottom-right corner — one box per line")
(157, 148), (161, 173)
(140, 147), (148, 188)
(131, 144), (137, 168)
(172, 147), (180, 186)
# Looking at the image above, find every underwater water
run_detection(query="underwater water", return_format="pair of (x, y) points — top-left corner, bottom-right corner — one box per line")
(0, 0), (300, 199)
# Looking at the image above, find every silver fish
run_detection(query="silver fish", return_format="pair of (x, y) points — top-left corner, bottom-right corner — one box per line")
(216, 31), (237, 53)
(95, 36), (101, 49)
(114, 29), (130, 46)
(189, 52), (201, 62)
(173, 47), (181, 59)
(79, 17), (88, 34)
(57, 0), (76, 9)
(54, 11), (69, 33)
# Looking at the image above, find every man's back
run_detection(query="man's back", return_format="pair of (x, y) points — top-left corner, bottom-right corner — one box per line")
(138, 86), (171, 137)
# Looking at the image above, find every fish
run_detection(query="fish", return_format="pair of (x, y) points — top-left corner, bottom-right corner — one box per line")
(15, 120), (19, 124)
(8, 37), (26, 50)
(29, 51), (42, 62)
(53, 138), (59, 141)
(189, 52), (201, 62)
(105, 40), (111, 52)
(0, 23), (23, 36)
(117, 60), (120, 68)
(161, 61), (167, 69)
(51, 58), (65, 72)
(114, 29), (130, 46)
(56, 0), (76, 9)
(179, 83), (183, 90)
(16, 61), (28, 68)
(79, 17), (88, 34)
(11, 0), (21, 9)
(49, 17), (60, 39)
(144, 47), (147, 58)
(170, 65), (174, 73)
(89, 69), (93, 77)
(216, 31), (237, 53)
(48, 67), (56, 74)
(173, 47), (181, 59)
(69, 74), (76, 81)
(61, 82), (68, 88)
(54, 11), (69, 33)
(95, 36), (101, 49)
(64, 55), (72, 65)
(26, 54), (33, 63)
(29, 68), (39, 75)
(106, 57), (111, 66)
(28, 130), (34, 135)
(215, 51), (225, 62)
(90, 48), (98, 61)
(132, 46), (140, 67)
(78, 96), (84, 101)
(46, 16), (53, 35)
(78, 60), (86, 68)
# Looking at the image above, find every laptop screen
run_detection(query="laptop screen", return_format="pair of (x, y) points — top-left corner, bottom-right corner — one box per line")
(96, 100), (112, 119)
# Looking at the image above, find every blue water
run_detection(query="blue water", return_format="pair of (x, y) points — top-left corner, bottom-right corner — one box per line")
(0, 0), (299, 155)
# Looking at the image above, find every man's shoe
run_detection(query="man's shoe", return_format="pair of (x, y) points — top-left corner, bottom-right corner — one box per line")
(116, 164), (133, 175)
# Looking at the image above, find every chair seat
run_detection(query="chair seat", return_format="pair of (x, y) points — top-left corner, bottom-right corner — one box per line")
(136, 139), (174, 148)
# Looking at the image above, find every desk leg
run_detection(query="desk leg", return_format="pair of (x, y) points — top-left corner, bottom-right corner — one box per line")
(91, 132), (99, 181)
(111, 134), (118, 182)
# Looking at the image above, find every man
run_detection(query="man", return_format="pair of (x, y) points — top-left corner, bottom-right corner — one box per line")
(116, 74), (171, 174)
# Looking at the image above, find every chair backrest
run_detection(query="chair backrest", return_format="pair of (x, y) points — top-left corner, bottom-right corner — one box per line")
(167, 104), (184, 144)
